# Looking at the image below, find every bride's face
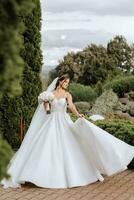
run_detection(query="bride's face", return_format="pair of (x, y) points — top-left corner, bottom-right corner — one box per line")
(60, 78), (70, 89)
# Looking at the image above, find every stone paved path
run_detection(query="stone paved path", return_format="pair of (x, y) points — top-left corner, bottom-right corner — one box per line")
(0, 169), (134, 200)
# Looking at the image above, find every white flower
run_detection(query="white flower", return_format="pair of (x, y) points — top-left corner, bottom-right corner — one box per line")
(38, 91), (54, 104)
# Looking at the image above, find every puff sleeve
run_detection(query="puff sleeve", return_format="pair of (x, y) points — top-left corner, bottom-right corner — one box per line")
(38, 91), (54, 104)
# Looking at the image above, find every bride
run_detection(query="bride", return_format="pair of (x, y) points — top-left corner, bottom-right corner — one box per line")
(0, 74), (134, 189)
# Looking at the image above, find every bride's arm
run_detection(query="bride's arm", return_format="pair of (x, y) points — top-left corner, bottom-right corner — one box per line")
(43, 101), (50, 114)
(66, 92), (84, 118)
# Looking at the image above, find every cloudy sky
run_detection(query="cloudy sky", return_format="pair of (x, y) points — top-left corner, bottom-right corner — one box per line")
(40, 0), (134, 74)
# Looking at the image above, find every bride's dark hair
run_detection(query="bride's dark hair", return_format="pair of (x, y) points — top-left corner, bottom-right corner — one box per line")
(55, 74), (70, 90)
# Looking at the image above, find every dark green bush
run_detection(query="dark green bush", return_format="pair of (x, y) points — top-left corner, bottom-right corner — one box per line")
(69, 83), (97, 103)
(70, 114), (134, 168)
(94, 81), (103, 97)
(104, 76), (134, 97)
(0, 137), (13, 180)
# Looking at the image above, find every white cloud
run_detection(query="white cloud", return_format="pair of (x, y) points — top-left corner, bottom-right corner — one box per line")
(40, 0), (134, 72)
(61, 35), (67, 40)
(42, 11), (134, 35)
(42, 0), (134, 16)
(42, 46), (82, 72)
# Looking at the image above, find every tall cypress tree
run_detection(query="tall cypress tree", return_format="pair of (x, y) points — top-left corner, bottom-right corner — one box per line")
(0, 0), (43, 150)
(0, 0), (34, 96)
(21, 0), (42, 127)
(0, 0), (34, 179)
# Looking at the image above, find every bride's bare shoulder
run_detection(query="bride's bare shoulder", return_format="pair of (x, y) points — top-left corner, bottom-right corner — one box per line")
(65, 91), (72, 98)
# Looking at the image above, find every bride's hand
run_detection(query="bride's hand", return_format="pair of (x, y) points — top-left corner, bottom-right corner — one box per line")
(77, 113), (85, 118)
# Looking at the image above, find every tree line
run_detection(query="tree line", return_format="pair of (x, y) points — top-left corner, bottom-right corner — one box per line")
(50, 35), (134, 86)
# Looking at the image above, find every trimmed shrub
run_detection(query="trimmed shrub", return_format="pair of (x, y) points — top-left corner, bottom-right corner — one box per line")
(90, 89), (119, 115)
(74, 101), (91, 113)
(104, 76), (134, 97)
(127, 101), (134, 116)
(69, 83), (97, 103)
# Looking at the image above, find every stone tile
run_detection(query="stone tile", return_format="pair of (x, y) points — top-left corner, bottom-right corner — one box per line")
(0, 170), (134, 200)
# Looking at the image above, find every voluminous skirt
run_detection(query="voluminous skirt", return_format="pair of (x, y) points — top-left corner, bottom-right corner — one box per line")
(0, 110), (134, 189)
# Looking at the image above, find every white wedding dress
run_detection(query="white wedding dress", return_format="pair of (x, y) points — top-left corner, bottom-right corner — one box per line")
(0, 91), (134, 189)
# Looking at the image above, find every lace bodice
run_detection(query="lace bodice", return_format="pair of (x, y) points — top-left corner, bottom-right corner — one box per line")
(50, 98), (67, 113)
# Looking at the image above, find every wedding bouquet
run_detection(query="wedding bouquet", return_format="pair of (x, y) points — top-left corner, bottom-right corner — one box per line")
(38, 91), (54, 104)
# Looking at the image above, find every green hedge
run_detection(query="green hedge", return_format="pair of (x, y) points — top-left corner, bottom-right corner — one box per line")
(69, 83), (97, 102)
(95, 119), (134, 145)
(70, 114), (134, 168)
(104, 76), (134, 97)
